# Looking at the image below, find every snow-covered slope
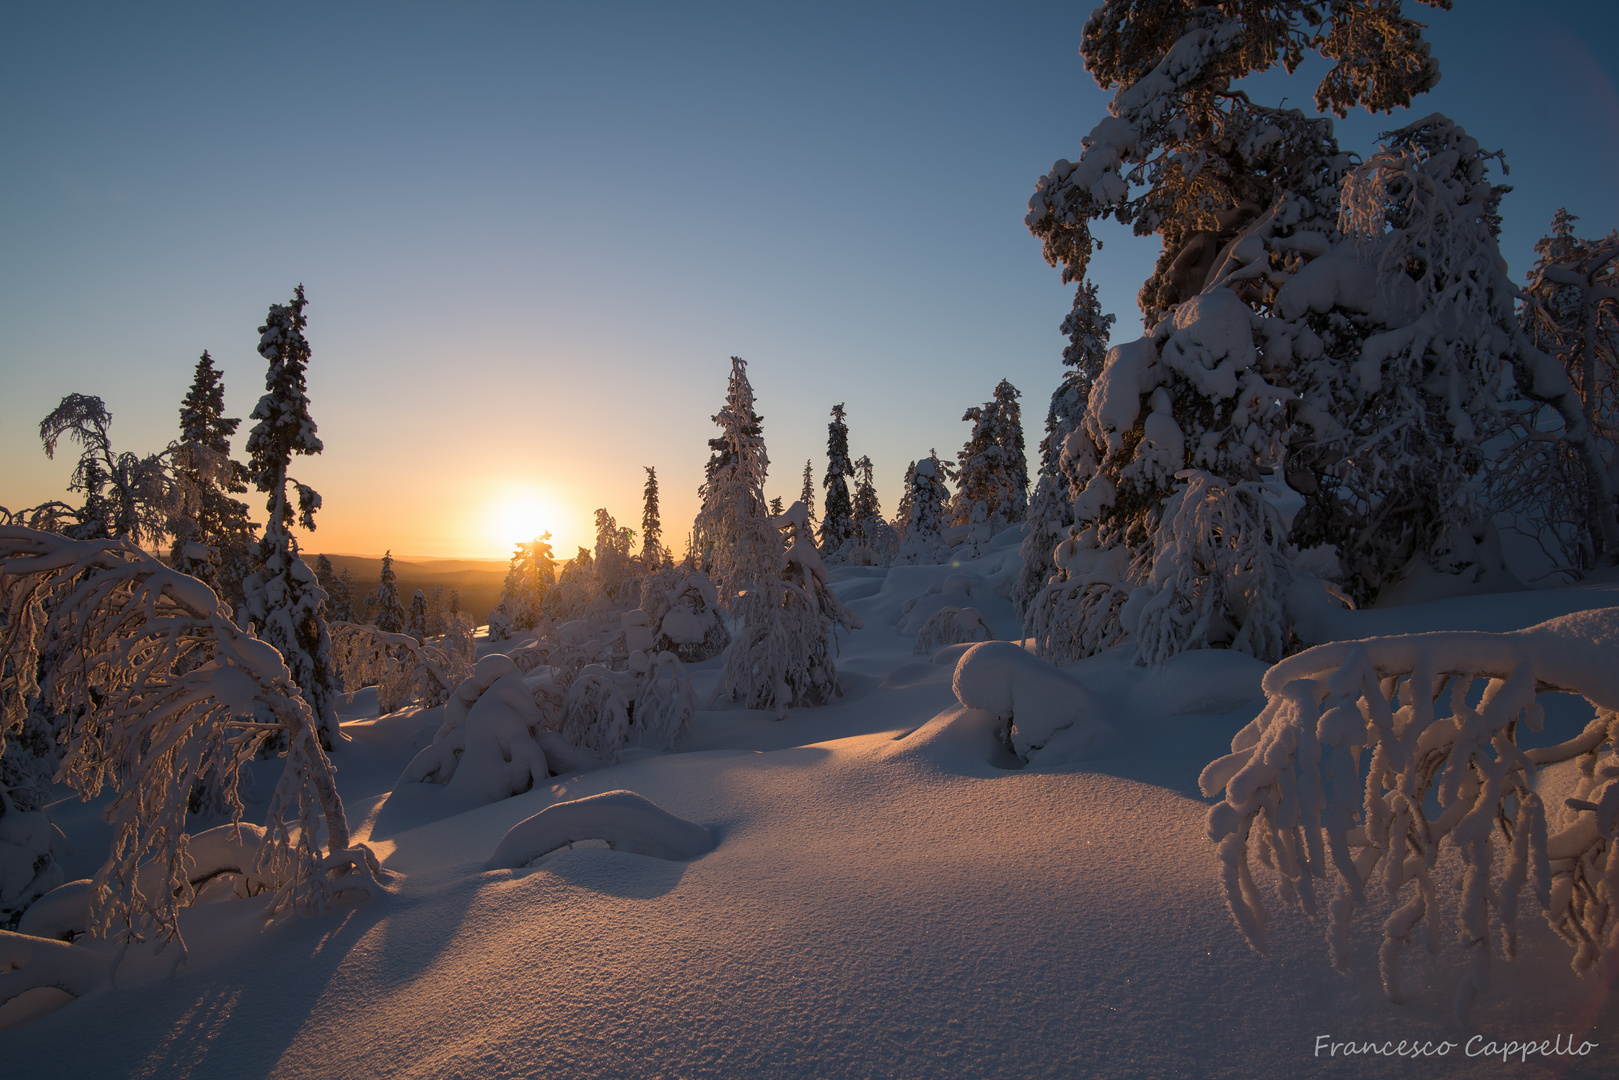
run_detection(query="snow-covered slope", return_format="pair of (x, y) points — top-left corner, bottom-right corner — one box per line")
(4, 534), (1617, 1078)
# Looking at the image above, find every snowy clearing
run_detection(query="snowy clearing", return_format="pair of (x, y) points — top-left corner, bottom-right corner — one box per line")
(3, 532), (1617, 1078)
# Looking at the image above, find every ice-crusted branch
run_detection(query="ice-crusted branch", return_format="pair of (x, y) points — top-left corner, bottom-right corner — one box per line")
(1200, 607), (1619, 1016)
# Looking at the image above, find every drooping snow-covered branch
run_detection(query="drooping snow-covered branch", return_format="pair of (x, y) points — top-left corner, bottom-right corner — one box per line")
(0, 526), (372, 955)
(1200, 608), (1619, 1016)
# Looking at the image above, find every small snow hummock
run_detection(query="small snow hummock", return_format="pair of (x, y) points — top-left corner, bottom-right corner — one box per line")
(950, 641), (1111, 761)
(486, 790), (715, 869)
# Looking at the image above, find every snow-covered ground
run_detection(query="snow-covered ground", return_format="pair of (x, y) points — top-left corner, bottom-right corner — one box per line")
(5, 529), (1618, 1078)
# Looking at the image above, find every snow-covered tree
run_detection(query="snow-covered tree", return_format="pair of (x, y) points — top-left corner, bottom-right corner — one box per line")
(169, 351), (255, 614)
(0, 527), (376, 959)
(695, 360), (861, 715)
(895, 452), (950, 566)
(1016, 289), (1114, 629)
(800, 459), (817, 526)
(1494, 209), (1619, 574)
(818, 403), (855, 559)
(407, 589), (428, 641)
(490, 534), (555, 638)
(1019, 3), (1543, 663)
(368, 550), (406, 634)
(38, 394), (176, 544)
(642, 466), (663, 570)
(769, 496), (785, 516)
(850, 455), (895, 563)
(240, 285), (342, 749)
(952, 383), (1025, 545)
(1027, 0), (1442, 329)
(593, 507), (639, 610)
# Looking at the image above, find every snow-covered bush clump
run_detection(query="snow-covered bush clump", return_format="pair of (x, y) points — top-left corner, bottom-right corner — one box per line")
(399, 653), (552, 801)
(913, 606), (993, 655)
(951, 641), (1109, 762)
(329, 619), (475, 713)
(486, 790), (714, 870)
(1200, 607), (1619, 1017)
(900, 573), (988, 636)
(642, 566), (729, 662)
(0, 527), (375, 957)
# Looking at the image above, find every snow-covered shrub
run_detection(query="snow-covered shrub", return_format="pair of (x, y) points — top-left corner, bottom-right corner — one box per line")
(486, 790), (714, 870)
(951, 641), (1109, 761)
(329, 620), (475, 713)
(642, 566), (729, 662)
(1200, 608), (1619, 1016)
(913, 606), (993, 655)
(400, 653), (551, 801)
(0, 527), (374, 955)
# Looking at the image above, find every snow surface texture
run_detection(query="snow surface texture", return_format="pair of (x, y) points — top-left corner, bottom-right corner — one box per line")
(4, 540), (1619, 1077)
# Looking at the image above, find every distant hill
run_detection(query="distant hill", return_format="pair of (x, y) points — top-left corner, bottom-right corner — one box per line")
(315, 554), (507, 624)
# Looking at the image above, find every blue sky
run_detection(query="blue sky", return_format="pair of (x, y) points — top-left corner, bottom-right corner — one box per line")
(3, 1), (1615, 558)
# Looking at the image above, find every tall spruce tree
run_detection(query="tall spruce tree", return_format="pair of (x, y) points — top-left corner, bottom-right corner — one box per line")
(818, 403), (855, 558)
(241, 285), (341, 747)
(642, 466), (663, 569)
(800, 459), (817, 525)
(407, 589), (428, 641)
(896, 452), (951, 565)
(170, 351), (256, 612)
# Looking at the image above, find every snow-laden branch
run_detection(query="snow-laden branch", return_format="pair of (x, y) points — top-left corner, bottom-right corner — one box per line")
(1200, 608), (1619, 1017)
(0, 526), (375, 959)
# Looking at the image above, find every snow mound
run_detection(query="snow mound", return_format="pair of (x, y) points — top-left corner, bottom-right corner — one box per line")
(1125, 648), (1269, 716)
(950, 641), (1111, 760)
(487, 790), (715, 869)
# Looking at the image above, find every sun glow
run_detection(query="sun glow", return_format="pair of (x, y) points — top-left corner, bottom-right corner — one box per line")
(486, 486), (574, 557)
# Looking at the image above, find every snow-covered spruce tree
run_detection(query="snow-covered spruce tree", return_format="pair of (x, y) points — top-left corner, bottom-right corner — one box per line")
(1023, 2), (1453, 663)
(895, 452), (951, 565)
(800, 459), (817, 526)
(642, 466), (663, 570)
(169, 351), (255, 615)
(1493, 209), (1619, 573)
(818, 403), (855, 560)
(241, 285), (342, 749)
(850, 455), (895, 564)
(368, 550), (406, 634)
(696, 359), (861, 715)
(331, 567), (357, 623)
(0, 527), (377, 960)
(951, 383), (1024, 549)
(593, 507), (639, 610)
(39, 394), (177, 544)
(407, 589), (428, 641)
(1015, 286), (1115, 629)
(490, 534), (555, 638)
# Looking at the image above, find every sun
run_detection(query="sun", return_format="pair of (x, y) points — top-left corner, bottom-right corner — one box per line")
(486, 487), (569, 556)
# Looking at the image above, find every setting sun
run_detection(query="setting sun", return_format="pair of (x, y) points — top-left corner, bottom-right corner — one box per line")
(486, 485), (574, 556)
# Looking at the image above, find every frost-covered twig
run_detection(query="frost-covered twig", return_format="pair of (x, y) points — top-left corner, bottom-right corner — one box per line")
(1200, 608), (1619, 1016)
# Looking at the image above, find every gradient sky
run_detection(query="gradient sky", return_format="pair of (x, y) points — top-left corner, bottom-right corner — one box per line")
(3, 1), (1616, 560)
